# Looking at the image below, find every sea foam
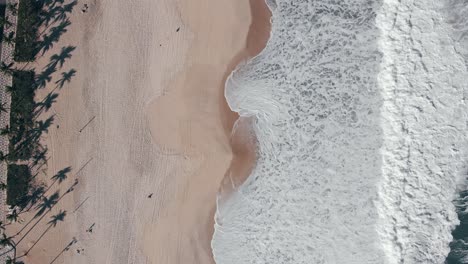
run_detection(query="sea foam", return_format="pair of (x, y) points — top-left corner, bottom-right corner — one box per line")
(212, 0), (468, 263)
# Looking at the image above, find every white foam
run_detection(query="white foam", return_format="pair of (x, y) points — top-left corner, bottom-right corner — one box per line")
(212, 0), (468, 263)
(375, 0), (468, 263)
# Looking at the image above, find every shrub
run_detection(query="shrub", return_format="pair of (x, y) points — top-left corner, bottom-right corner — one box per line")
(0, 4), (7, 41)
(6, 164), (31, 206)
(14, 0), (41, 61)
(9, 70), (36, 161)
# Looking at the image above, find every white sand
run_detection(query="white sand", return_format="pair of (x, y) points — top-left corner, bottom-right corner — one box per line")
(6, 0), (270, 263)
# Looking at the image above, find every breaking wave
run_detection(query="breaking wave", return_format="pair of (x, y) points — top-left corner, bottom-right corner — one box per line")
(212, 1), (468, 263)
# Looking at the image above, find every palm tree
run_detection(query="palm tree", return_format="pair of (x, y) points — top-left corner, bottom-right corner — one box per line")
(0, 126), (10, 136)
(56, 69), (76, 88)
(0, 182), (7, 191)
(0, 151), (9, 162)
(5, 256), (23, 264)
(35, 192), (59, 217)
(0, 62), (15, 76)
(0, 17), (13, 29)
(5, 85), (15, 93)
(0, 233), (17, 261)
(0, 233), (12, 247)
(3, 31), (15, 46)
(0, 102), (8, 113)
(7, 3), (18, 16)
(6, 209), (19, 223)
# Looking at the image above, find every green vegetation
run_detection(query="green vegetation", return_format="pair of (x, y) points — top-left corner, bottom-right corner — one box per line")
(9, 70), (36, 161)
(0, 4), (7, 41)
(14, 0), (42, 61)
(0, 1), (76, 262)
(6, 164), (31, 206)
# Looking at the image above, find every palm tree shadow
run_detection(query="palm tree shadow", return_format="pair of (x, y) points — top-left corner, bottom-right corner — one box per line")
(13, 183), (74, 247)
(39, 0), (77, 27)
(17, 210), (67, 258)
(55, 68), (76, 88)
(13, 0), (76, 61)
(34, 191), (59, 218)
(5, 0), (80, 214)
(34, 93), (59, 116)
(35, 67), (56, 89)
(18, 184), (46, 213)
(52, 1), (76, 23)
(15, 176), (71, 237)
(46, 46), (75, 70)
(10, 116), (55, 161)
(30, 147), (48, 169)
(0, 61), (15, 76)
(49, 237), (77, 264)
(38, 19), (71, 56)
(1, 2), (81, 261)
(51, 167), (71, 185)
(41, 166), (72, 196)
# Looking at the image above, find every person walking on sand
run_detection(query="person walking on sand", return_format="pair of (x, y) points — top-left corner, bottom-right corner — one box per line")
(81, 4), (88, 13)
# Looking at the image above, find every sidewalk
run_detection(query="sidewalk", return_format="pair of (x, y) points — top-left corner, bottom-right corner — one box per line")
(0, 0), (18, 260)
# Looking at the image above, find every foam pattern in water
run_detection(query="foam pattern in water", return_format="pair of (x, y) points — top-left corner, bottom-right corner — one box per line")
(212, 0), (468, 263)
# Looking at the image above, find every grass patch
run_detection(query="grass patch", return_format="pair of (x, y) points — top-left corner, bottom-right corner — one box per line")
(14, 0), (42, 61)
(6, 164), (31, 206)
(9, 70), (36, 161)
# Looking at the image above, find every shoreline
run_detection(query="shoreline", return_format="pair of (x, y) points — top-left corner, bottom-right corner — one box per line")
(212, 2), (271, 260)
(2, 0), (271, 263)
(143, 0), (270, 263)
(217, 0), (271, 205)
(211, 1), (271, 261)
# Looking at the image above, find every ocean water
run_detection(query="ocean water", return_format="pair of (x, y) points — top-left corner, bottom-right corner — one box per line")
(212, 1), (468, 263)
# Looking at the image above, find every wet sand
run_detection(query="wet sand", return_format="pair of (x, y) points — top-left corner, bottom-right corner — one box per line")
(218, 0), (272, 199)
(145, 0), (271, 263)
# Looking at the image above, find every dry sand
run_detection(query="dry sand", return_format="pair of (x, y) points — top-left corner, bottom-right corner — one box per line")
(6, 0), (270, 263)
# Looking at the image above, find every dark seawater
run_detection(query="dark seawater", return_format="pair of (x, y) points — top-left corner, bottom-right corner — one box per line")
(447, 191), (468, 264)
(444, 0), (468, 262)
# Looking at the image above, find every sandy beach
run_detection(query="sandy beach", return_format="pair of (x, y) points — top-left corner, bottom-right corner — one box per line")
(5, 0), (270, 263)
